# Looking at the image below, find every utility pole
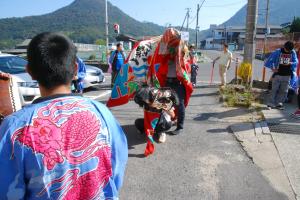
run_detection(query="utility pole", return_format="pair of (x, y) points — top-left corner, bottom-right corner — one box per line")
(186, 8), (191, 31)
(244, 0), (258, 65)
(195, 0), (206, 48)
(195, 4), (200, 48)
(105, 0), (109, 63)
(224, 24), (227, 44)
(262, 0), (270, 81)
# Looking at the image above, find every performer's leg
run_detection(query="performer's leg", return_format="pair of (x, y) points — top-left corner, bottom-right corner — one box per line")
(176, 83), (186, 130)
(134, 118), (145, 134)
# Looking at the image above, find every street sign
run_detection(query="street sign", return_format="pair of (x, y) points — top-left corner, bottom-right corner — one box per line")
(180, 31), (189, 42)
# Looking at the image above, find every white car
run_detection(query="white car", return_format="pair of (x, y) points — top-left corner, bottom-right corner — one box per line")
(84, 65), (106, 88)
(0, 53), (40, 104)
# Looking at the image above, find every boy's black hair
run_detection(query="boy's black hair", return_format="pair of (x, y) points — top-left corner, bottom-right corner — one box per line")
(27, 32), (77, 89)
(284, 41), (294, 51)
(117, 43), (122, 48)
(223, 43), (229, 48)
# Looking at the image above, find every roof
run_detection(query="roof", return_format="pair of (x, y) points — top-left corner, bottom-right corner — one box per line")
(213, 25), (282, 32)
(0, 53), (15, 57)
(16, 39), (31, 47)
(115, 34), (137, 42)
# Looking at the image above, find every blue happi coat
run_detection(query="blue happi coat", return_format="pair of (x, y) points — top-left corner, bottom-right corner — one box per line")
(0, 94), (128, 200)
(265, 48), (299, 90)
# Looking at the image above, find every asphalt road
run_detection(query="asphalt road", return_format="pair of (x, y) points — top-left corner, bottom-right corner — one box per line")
(94, 81), (289, 200)
(89, 53), (288, 199)
(102, 85), (288, 200)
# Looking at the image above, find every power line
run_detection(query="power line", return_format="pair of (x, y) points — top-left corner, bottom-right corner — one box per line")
(180, 12), (188, 31)
(188, 0), (206, 26)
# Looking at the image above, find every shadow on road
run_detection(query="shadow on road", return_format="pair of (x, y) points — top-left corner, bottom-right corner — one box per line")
(83, 84), (111, 92)
(195, 84), (219, 89)
(191, 91), (219, 98)
(207, 128), (229, 134)
(121, 124), (147, 158)
(193, 108), (249, 121)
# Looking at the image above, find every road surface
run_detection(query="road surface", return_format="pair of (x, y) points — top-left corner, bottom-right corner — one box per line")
(94, 58), (288, 199)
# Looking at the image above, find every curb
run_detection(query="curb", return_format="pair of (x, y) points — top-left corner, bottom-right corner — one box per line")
(230, 122), (297, 200)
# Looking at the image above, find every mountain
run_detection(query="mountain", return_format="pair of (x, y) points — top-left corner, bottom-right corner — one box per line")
(224, 0), (300, 26)
(0, 0), (166, 49)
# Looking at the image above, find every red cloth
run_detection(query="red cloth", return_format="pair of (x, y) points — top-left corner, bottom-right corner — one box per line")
(143, 110), (160, 156)
(148, 29), (193, 107)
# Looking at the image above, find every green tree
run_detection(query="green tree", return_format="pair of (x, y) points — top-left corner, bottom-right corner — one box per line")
(95, 39), (106, 45)
(290, 17), (300, 33)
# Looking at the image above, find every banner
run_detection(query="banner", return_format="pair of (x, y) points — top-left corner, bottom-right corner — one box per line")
(107, 39), (159, 107)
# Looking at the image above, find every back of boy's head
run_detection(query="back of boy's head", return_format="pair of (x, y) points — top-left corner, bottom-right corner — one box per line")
(27, 32), (77, 89)
(284, 41), (294, 51)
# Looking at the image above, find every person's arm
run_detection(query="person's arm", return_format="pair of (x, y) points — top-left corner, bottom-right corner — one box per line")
(109, 51), (116, 65)
(0, 116), (26, 199)
(265, 49), (280, 71)
(164, 107), (175, 119)
(291, 50), (299, 73)
(213, 56), (220, 63)
(96, 103), (128, 196)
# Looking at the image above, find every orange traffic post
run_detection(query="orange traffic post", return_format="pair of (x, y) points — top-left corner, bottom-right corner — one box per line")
(262, 66), (266, 82)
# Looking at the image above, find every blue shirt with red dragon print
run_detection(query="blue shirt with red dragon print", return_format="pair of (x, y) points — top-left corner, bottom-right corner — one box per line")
(0, 94), (128, 200)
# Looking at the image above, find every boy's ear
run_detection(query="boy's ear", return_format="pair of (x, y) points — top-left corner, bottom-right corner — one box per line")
(26, 64), (36, 80)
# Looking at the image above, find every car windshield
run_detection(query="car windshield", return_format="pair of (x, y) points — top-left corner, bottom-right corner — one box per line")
(0, 56), (27, 74)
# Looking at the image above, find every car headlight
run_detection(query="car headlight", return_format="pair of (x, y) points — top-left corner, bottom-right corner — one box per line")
(17, 82), (39, 88)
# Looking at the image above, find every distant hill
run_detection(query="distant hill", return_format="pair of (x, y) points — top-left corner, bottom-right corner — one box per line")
(0, 0), (166, 49)
(224, 0), (300, 26)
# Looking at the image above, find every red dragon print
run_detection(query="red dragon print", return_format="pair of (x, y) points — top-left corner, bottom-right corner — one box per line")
(39, 145), (112, 200)
(10, 98), (113, 199)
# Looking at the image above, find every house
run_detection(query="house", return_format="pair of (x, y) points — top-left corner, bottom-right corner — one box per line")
(202, 24), (284, 50)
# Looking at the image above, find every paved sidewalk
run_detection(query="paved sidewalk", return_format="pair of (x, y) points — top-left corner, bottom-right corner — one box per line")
(262, 99), (300, 200)
(230, 123), (296, 199)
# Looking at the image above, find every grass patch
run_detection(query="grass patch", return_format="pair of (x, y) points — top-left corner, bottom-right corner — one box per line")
(220, 85), (257, 108)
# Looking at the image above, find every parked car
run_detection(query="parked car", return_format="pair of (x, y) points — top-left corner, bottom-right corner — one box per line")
(0, 53), (39, 104)
(84, 65), (106, 88)
(0, 53), (106, 105)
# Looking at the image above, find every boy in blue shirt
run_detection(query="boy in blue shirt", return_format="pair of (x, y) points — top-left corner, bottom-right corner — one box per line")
(0, 32), (128, 200)
(265, 41), (298, 109)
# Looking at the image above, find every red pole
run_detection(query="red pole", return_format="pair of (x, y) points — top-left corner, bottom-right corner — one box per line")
(210, 62), (215, 85)
(262, 67), (266, 82)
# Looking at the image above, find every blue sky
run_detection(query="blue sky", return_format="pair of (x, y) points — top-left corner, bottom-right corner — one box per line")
(0, 0), (247, 30)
